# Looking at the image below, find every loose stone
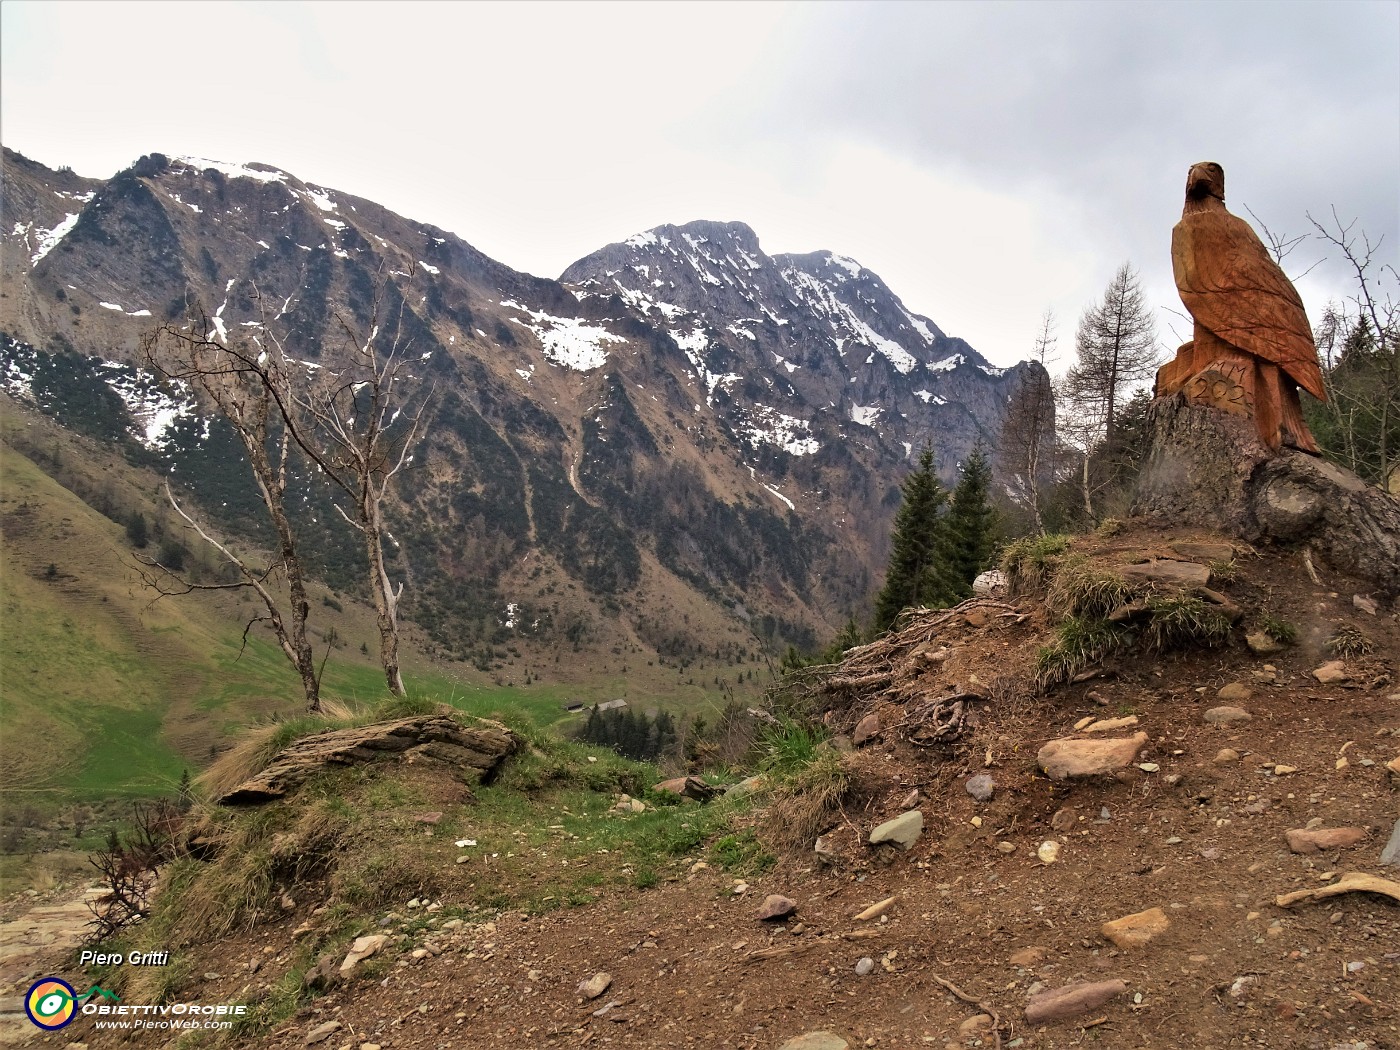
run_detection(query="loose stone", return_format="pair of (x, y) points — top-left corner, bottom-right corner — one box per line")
(1102, 907), (1171, 948)
(1285, 827), (1368, 854)
(965, 774), (995, 802)
(868, 810), (923, 849)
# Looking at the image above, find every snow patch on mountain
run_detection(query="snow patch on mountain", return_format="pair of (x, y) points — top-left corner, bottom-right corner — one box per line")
(298, 186), (337, 212)
(780, 266), (917, 374)
(502, 300), (624, 372)
(31, 213), (81, 266)
(850, 404), (881, 427)
(613, 282), (685, 321)
(763, 483), (796, 511)
(176, 157), (287, 184)
(671, 326), (740, 400)
(100, 362), (199, 449)
(738, 404), (820, 456)
(827, 254), (862, 278)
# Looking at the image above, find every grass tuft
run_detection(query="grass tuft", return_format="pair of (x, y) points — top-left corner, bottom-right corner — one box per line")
(1035, 617), (1132, 690)
(760, 744), (851, 853)
(1327, 624), (1373, 658)
(1260, 614), (1298, 645)
(1142, 594), (1233, 651)
(999, 533), (1072, 594)
(709, 828), (776, 875)
(757, 717), (830, 777)
(1208, 559), (1240, 584)
(1046, 556), (1138, 620)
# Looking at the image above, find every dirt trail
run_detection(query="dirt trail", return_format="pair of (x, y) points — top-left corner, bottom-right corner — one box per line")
(0, 885), (103, 1045)
(16, 526), (1400, 1049)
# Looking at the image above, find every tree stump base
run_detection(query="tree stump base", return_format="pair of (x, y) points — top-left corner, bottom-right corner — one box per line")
(1133, 395), (1400, 598)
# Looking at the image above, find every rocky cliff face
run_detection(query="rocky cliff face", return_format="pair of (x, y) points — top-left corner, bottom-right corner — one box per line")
(562, 220), (1037, 483)
(1, 148), (1046, 665)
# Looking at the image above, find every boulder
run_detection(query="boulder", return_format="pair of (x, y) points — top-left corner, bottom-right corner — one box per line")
(304, 1021), (342, 1045)
(776, 1033), (849, 1050)
(1134, 397), (1400, 599)
(576, 972), (612, 1000)
(339, 934), (388, 977)
(852, 713), (881, 747)
(655, 776), (722, 801)
(1380, 818), (1400, 868)
(1170, 541), (1235, 563)
(1245, 630), (1283, 654)
(964, 774), (996, 802)
(1084, 715), (1139, 733)
(1120, 559), (1211, 586)
(756, 894), (797, 921)
(1038, 732), (1148, 781)
(1313, 660), (1351, 684)
(972, 569), (1008, 596)
(1009, 946), (1048, 967)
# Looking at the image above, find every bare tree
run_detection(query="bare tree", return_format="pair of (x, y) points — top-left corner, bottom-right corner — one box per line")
(142, 314), (324, 712)
(272, 276), (434, 697)
(1304, 209), (1399, 487)
(1059, 263), (1160, 521)
(997, 308), (1058, 534)
(1062, 262), (1160, 446)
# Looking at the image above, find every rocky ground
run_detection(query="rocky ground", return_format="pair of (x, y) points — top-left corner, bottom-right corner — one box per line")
(4, 526), (1399, 1050)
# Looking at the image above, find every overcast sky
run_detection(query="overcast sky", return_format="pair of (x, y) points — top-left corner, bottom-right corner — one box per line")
(3, 1), (1396, 367)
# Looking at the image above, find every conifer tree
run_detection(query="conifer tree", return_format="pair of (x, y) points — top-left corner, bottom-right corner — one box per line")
(125, 512), (149, 549)
(873, 446), (952, 631)
(940, 443), (997, 600)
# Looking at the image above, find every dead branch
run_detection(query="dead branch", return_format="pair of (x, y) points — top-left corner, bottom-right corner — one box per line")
(930, 971), (1006, 1050)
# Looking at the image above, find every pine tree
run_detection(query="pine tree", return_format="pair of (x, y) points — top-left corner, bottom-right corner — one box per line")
(940, 444), (997, 600)
(581, 705), (602, 746)
(874, 446), (952, 631)
(125, 512), (149, 549)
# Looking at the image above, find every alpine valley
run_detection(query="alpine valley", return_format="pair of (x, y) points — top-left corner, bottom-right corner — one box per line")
(0, 146), (1044, 704)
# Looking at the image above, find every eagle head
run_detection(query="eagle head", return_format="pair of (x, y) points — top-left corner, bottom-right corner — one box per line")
(1186, 161), (1225, 202)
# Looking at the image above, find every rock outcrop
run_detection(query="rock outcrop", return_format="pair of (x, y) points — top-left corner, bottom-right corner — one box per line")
(218, 715), (518, 804)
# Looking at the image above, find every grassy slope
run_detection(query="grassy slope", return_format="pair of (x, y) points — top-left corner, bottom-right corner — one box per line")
(0, 435), (753, 810)
(0, 442), (424, 804)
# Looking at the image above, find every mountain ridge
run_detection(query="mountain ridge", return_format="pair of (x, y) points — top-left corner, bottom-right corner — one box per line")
(1, 145), (1046, 674)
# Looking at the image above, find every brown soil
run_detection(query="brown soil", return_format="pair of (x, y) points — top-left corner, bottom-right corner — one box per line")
(11, 526), (1400, 1050)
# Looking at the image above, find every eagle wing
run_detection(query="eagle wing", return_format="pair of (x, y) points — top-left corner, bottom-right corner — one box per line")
(1172, 211), (1325, 399)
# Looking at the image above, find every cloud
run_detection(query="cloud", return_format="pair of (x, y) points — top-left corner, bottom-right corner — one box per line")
(2, 0), (1394, 366)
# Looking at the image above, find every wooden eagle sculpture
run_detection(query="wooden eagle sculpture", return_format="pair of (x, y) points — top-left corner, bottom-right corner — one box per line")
(1155, 161), (1326, 453)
